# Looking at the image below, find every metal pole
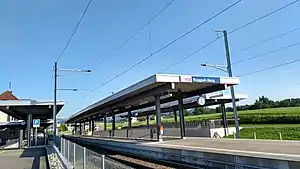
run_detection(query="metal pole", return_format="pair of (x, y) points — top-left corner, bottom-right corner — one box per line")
(44, 130), (47, 146)
(27, 114), (32, 147)
(53, 61), (58, 140)
(19, 129), (23, 149)
(67, 140), (70, 161)
(60, 137), (63, 152)
(155, 95), (162, 142)
(83, 147), (86, 169)
(146, 114), (149, 128)
(102, 154), (105, 169)
(221, 103), (228, 136)
(35, 127), (37, 146)
(173, 109), (178, 128)
(104, 116), (107, 131)
(222, 30), (240, 138)
(91, 118), (95, 136)
(127, 112), (131, 138)
(73, 142), (76, 167)
(112, 112), (115, 137)
(178, 90), (186, 139)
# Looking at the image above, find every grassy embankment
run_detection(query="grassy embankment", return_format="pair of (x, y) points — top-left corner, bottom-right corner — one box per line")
(96, 107), (300, 140)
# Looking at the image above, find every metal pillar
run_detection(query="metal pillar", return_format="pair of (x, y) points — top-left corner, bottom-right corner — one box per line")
(178, 90), (186, 139)
(104, 116), (107, 131)
(44, 129), (47, 146)
(146, 114), (149, 128)
(19, 129), (23, 149)
(23, 128), (26, 141)
(88, 120), (91, 132)
(83, 122), (86, 135)
(112, 112), (115, 137)
(221, 103), (228, 136)
(79, 123), (82, 135)
(128, 111), (132, 129)
(127, 111), (132, 138)
(27, 113), (32, 147)
(91, 119), (95, 135)
(155, 95), (163, 142)
(74, 123), (77, 135)
(34, 127), (37, 146)
(173, 109), (178, 128)
(53, 61), (57, 139)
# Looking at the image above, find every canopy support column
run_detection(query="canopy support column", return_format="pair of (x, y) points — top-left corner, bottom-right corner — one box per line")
(79, 122), (82, 135)
(146, 114), (150, 128)
(27, 113), (32, 147)
(104, 116), (107, 131)
(173, 109), (178, 128)
(112, 112), (115, 137)
(91, 118), (95, 136)
(221, 102), (228, 136)
(178, 90), (186, 139)
(127, 111), (132, 138)
(155, 95), (163, 142)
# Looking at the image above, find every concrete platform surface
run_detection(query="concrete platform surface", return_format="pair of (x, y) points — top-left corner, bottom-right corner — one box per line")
(0, 148), (48, 169)
(145, 137), (300, 161)
(75, 135), (300, 161)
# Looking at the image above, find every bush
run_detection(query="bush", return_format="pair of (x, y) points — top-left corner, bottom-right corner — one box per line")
(59, 124), (68, 132)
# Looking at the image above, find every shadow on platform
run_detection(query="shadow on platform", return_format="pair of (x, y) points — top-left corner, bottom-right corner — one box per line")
(19, 148), (49, 169)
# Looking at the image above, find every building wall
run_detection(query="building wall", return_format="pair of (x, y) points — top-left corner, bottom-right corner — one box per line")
(0, 111), (9, 122)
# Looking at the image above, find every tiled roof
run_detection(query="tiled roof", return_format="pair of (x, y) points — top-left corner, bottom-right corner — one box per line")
(0, 91), (18, 100)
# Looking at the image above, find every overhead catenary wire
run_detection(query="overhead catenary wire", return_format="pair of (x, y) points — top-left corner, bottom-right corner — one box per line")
(163, 37), (220, 72)
(232, 42), (300, 65)
(231, 26), (300, 55)
(56, 0), (93, 62)
(164, 0), (300, 73)
(84, 0), (242, 97)
(238, 59), (300, 77)
(229, 0), (300, 34)
(95, 0), (176, 67)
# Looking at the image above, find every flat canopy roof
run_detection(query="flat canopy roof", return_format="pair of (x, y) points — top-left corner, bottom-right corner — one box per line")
(0, 100), (64, 121)
(66, 74), (240, 123)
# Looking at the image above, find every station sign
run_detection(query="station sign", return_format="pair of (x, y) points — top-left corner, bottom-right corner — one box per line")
(192, 76), (220, 83)
(33, 119), (40, 128)
(179, 75), (192, 83)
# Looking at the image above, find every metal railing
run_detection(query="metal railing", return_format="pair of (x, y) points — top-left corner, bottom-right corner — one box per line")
(54, 136), (132, 169)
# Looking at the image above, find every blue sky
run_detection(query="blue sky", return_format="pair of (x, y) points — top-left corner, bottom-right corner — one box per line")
(0, 0), (300, 118)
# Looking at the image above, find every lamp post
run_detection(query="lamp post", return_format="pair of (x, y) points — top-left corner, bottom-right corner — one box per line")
(201, 30), (240, 138)
(53, 61), (91, 140)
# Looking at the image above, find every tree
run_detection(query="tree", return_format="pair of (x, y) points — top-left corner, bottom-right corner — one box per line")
(184, 109), (190, 116)
(59, 124), (68, 132)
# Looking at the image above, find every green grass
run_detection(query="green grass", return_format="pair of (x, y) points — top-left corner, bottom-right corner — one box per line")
(226, 124), (300, 140)
(95, 107), (300, 130)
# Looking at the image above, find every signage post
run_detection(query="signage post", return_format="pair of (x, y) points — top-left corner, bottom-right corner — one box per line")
(33, 119), (40, 146)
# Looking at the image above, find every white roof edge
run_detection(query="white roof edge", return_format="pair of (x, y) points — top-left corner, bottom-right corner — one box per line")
(0, 100), (65, 106)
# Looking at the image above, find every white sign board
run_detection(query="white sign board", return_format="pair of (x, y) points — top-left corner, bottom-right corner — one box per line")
(33, 119), (40, 128)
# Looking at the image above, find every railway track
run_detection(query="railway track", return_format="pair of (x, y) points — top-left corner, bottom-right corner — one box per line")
(72, 139), (204, 169)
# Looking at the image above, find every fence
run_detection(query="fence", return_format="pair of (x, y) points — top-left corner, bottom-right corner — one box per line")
(54, 136), (132, 169)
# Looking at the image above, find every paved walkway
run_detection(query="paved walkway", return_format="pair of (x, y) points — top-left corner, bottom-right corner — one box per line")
(0, 148), (48, 169)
